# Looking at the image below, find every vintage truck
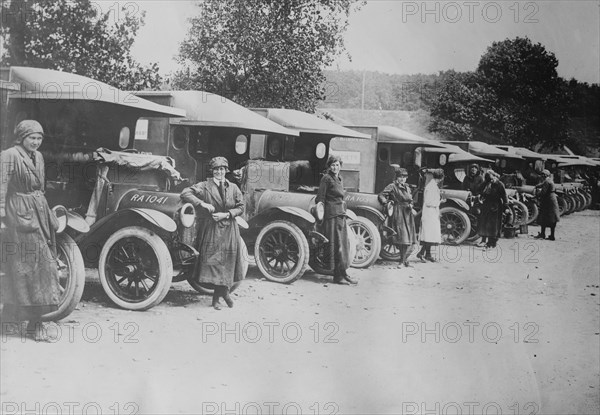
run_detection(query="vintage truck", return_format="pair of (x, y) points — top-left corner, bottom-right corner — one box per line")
(0, 66), (231, 311)
(132, 91), (358, 284)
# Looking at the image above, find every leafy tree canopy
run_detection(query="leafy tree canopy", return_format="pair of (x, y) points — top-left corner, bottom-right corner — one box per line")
(1, 0), (161, 90)
(429, 37), (572, 150)
(174, 0), (362, 112)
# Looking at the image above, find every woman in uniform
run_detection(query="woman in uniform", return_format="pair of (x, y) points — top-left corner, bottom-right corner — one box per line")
(478, 170), (508, 248)
(417, 169), (444, 262)
(378, 166), (417, 268)
(534, 169), (560, 240)
(0, 120), (61, 341)
(180, 157), (246, 309)
(316, 155), (357, 285)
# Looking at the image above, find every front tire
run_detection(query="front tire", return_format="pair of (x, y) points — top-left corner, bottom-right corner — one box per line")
(255, 221), (309, 284)
(510, 200), (529, 226)
(99, 226), (173, 310)
(42, 234), (85, 322)
(524, 199), (539, 225)
(348, 216), (381, 268)
(440, 207), (471, 245)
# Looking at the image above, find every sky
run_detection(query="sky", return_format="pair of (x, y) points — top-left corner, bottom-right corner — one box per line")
(126, 0), (600, 84)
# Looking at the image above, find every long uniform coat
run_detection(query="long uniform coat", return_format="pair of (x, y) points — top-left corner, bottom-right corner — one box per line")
(419, 179), (442, 244)
(0, 146), (60, 320)
(535, 179), (560, 226)
(378, 182), (417, 245)
(180, 179), (246, 288)
(316, 171), (350, 276)
(478, 180), (508, 238)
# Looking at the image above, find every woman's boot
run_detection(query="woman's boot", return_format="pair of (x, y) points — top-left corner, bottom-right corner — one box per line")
(211, 287), (222, 310)
(222, 287), (234, 308)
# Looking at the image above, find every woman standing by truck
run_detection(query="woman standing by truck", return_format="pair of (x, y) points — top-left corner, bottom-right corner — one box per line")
(378, 166), (417, 268)
(180, 157), (246, 309)
(0, 120), (61, 341)
(417, 169), (444, 262)
(316, 155), (357, 285)
(478, 170), (509, 248)
(534, 169), (560, 240)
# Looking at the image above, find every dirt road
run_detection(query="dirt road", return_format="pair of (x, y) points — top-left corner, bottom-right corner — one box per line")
(1, 211), (599, 415)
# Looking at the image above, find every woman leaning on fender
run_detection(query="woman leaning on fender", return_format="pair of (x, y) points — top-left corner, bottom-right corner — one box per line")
(378, 166), (417, 268)
(0, 120), (62, 342)
(316, 155), (357, 285)
(180, 157), (246, 310)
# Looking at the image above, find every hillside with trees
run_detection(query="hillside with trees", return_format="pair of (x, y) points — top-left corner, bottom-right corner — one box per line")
(320, 38), (599, 156)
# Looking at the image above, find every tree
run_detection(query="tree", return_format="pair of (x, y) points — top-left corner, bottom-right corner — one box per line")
(429, 37), (571, 149)
(1, 0), (161, 90)
(174, 0), (362, 112)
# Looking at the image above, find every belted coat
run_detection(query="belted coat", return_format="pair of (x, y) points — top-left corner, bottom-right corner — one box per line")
(0, 146), (60, 320)
(378, 182), (417, 245)
(180, 179), (246, 288)
(535, 179), (560, 226)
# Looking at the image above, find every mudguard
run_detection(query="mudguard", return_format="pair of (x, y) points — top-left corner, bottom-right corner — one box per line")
(75, 208), (177, 267)
(345, 209), (358, 221)
(250, 206), (315, 227)
(128, 208), (177, 232)
(65, 211), (90, 234)
(445, 197), (469, 211)
(351, 205), (385, 223)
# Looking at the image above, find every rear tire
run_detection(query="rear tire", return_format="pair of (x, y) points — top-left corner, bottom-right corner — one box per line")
(42, 234), (85, 321)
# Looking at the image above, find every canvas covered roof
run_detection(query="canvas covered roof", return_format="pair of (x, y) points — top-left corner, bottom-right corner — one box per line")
(134, 91), (298, 136)
(252, 108), (371, 139)
(6, 66), (185, 118)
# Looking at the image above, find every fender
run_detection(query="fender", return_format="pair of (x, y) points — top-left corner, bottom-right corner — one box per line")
(75, 208), (177, 267)
(128, 208), (177, 232)
(351, 205), (386, 224)
(248, 206), (315, 229)
(345, 208), (358, 221)
(444, 197), (469, 211)
(64, 211), (90, 234)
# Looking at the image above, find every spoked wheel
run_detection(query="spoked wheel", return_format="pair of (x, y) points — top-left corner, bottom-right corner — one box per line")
(582, 191), (592, 209)
(510, 200), (529, 226)
(99, 226), (173, 310)
(187, 237), (248, 294)
(255, 221), (309, 283)
(564, 195), (575, 215)
(310, 223), (357, 276)
(348, 216), (381, 268)
(465, 212), (480, 242)
(524, 199), (539, 225)
(380, 215), (402, 261)
(574, 193), (586, 212)
(42, 233), (85, 321)
(440, 207), (471, 245)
